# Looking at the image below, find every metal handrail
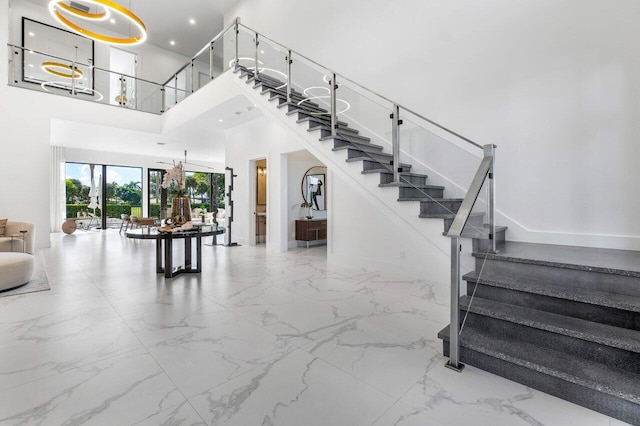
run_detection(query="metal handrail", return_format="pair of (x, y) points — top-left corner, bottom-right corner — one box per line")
(445, 143), (496, 372)
(8, 44), (163, 87)
(236, 22), (483, 150)
(161, 21), (237, 87)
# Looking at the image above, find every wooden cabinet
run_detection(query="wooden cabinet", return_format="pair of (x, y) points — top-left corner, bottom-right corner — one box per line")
(295, 219), (327, 246)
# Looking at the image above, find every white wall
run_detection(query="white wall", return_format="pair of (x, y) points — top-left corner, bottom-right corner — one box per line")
(225, 0), (640, 250)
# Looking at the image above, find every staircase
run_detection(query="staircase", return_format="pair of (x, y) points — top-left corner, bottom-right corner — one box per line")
(233, 65), (640, 424)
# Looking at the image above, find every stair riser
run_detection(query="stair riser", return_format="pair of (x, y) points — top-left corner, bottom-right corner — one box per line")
(297, 113), (349, 128)
(320, 128), (370, 143)
(288, 103), (328, 115)
(419, 200), (462, 216)
(311, 125), (360, 137)
(475, 259), (640, 298)
(441, 342), (639, 425)
(333, 139), (383, 154)
(462, 312), (640, 373)
(399, 186), (444, 199)
(466, 282), (640, 331)
(379, 173), (427, 186)
(443, 214), (484, 234)
(472, 234), (507, 252)
(346, 149), (392, 163)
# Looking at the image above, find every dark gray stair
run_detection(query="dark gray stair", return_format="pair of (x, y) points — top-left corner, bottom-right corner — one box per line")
(308, 123), (360, 136)
(474, 242), (640, 297)
(281, 101), (329, 116)
(379, 182), (445, 199)
(438, 326), (640, 425)
(359, 159), (412, 173)
(319, 131), (371, 144)
(441, 224), (508, 242)
(399, 198), (463, 216)
(367, 170), (428, 186)
(296, 115), (350, 129)
(459, 295), (640, 373)
(464, 271), (640, 330)
(331, 142), (384, 156)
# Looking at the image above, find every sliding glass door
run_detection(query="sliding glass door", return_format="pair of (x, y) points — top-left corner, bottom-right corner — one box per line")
(65, 162), (142, 229)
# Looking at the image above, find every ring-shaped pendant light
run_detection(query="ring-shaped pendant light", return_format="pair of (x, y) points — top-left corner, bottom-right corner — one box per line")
(48, 0), (147, 46)
(41, 81), (104, 102)
(41, 61), (84, 79)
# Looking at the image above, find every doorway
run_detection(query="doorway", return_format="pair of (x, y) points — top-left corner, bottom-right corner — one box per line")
(109, 47), (137, 108)
(255, 159), (267, 245)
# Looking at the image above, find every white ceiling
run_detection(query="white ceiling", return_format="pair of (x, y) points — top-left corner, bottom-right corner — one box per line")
(21, 0), (240, 56)
(51, 94), (263, 163)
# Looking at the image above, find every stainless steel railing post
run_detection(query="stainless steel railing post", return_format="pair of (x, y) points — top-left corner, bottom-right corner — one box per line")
(190, 60), (194, 93)
(234, 18), (239, 67)
(173, 74), (178, 105)
(446, 236), (464, 372)
(392, 104), (401, 183)
(209, 41), (214, 80)
(286, 50), (292, 101)
(71, 62), (77, 96)
(119, 74), (125, 106)
(330, 73), (337, 137)
(9, 47), (16, 85)
(254, 33), (260, 78)
(485, 144), (497, 253)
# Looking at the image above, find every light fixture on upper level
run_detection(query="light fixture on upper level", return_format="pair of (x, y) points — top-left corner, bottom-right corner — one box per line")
(48, 0), (147, 46)
(41, 61), (84, 79)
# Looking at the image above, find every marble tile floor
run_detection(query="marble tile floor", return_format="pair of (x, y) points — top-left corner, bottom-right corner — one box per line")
(0, 231), (628, 425)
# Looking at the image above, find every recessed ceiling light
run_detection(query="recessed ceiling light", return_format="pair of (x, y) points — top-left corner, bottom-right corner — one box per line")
(218, 119), (224, 122)
(170, 40), (175, 46)
(28, 64), (34, 68)
(28, 50), (34, 54)
(157, 142), (166, 145)
(260, 50), (264, 54)
(110, 18), (116, 24)
(189, 18), (196, 25)
(28, 32), (34, 36)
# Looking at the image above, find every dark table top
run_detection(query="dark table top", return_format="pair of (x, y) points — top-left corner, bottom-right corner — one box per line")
(126, 225), (224, 240)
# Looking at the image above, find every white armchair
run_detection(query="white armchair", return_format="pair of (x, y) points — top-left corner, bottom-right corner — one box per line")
(0, 221), (36, 254)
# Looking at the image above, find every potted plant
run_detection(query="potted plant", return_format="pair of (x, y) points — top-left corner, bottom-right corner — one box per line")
(300, 201), (313, 219)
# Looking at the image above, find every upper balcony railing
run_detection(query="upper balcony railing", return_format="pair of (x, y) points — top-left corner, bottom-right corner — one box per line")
(7, 44), (165, 114)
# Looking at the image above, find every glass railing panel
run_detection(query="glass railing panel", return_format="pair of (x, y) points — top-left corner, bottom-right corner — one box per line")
(399, 111), (484, 202)
(333, 82), (394, 152)
(192, 48), (211, 92)
(234, 27), (258, 73)
(136, 79), (163, 114)
(215, 28), (234, 75)
(289, 54), (334, 121)
(256, 38), (288, 92)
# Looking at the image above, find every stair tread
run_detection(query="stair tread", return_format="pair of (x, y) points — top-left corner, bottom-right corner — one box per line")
(345, 157), (411, 168)
(464, 270), (640, 313)
(399, 197), (463, 202)
(460, 295), (640, 353)
(319, 134), (371, 143)
(363, 170), (429, 178)
(296, 116), (350, 128)
(379, 182), (444, 190)
(441, 224), (507, 239)
(438, 325), (640, 405)
(473, 241), (640, 278)
(332, 144), (384, 154)
(308, 123), (360, 135)
(419, 212), (485, 219)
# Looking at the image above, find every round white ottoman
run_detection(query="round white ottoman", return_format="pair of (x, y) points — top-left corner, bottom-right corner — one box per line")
(0, 253), (34, 291)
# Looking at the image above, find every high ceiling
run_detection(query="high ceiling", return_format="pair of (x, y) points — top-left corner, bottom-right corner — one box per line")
(20, 0), (240, 56)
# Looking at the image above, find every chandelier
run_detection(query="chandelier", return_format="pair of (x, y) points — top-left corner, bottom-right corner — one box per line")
(48, 0), (147, 46)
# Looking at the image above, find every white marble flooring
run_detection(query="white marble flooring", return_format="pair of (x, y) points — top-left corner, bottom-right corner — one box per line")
(0, 231), (628, 425)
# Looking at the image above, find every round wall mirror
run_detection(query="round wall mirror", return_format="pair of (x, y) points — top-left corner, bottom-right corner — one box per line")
(301, 166), (327, 211)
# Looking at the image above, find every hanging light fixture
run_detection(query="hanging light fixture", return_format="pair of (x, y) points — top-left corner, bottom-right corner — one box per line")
(41, 61), (84, 79)
(48, 0), (147, 46)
